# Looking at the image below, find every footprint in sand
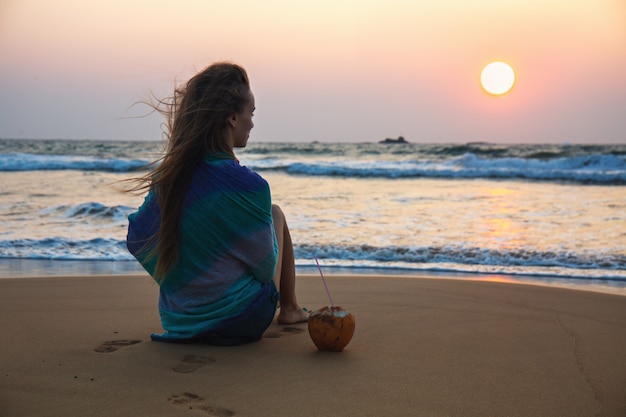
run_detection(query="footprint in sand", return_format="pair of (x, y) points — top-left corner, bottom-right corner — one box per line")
(172, 355), (216, 373)
(94, 339), (141, 353)
(263, 326), (306, 339)
(168, 392), (235, 416)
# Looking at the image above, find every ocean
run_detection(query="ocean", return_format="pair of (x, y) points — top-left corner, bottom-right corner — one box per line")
(1, 138), (625, 292)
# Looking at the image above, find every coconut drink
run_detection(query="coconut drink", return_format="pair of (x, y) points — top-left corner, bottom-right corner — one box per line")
(308, 306), (355, 352)
(309, 258), (355, 352)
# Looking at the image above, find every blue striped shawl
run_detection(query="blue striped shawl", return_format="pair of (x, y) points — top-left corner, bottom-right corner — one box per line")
(127, 155), (278, 340)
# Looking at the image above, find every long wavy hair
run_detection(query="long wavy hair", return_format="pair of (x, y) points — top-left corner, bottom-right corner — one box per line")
(129, 62), (251, 280)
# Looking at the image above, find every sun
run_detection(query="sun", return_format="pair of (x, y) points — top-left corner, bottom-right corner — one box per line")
(480, 61), (516, 96)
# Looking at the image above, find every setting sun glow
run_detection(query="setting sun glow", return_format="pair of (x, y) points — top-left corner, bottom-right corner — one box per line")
(1, 1), (625, 143)
(480, 62), (516, 96)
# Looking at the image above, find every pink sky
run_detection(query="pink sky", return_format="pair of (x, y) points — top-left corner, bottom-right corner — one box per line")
(1, 0), (624, 143)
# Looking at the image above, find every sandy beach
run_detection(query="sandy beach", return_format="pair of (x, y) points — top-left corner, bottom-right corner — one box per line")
(1, 273), (625, 417)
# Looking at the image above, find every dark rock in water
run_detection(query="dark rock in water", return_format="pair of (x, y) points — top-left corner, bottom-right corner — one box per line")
(379, 136), (408, 144)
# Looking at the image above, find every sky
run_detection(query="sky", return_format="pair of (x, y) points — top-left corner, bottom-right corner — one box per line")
(1, 0), (625, 144)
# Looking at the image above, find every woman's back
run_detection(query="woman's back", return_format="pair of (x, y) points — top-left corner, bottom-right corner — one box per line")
(127, 156), (278, 339)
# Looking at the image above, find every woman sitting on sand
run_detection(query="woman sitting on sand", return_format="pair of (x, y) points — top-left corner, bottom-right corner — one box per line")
(126, 62), (308, 345)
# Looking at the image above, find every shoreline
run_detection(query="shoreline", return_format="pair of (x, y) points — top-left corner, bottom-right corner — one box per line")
(1, 273), (625, 416)
(1, 259), (625, 297)
(3, 271), (626, 297)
